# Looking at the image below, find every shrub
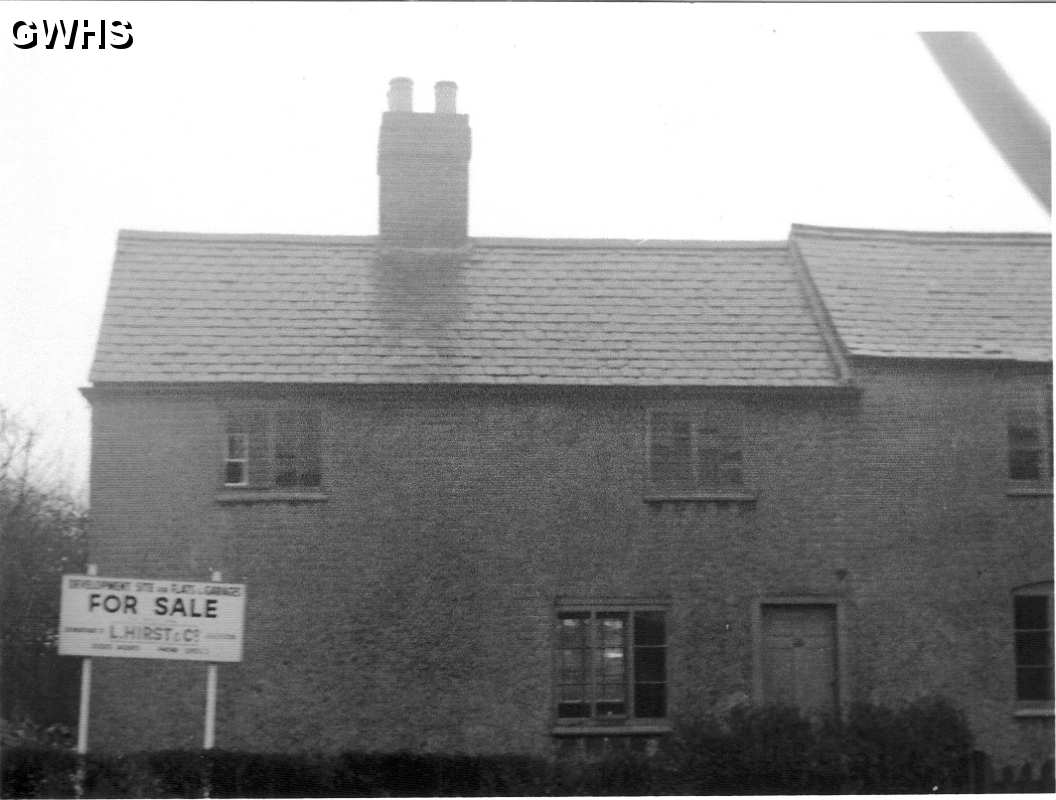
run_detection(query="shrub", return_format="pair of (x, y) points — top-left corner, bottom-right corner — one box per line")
(0, 698), (976, 797)
(0, 746), (77, 798)
(837, 695), (974, 793)
(667, 696), (973, 794)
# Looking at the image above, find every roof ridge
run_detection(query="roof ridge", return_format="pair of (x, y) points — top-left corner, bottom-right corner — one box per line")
(790, 223), (1051, 244)
(117, 229), (791, 250)
(117, 230), (379, 245)
(471, 237), (788, 250)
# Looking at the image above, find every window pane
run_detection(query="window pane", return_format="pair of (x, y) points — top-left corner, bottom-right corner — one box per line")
(225, 461), (245, 485)
(597, 676), (626, 701)
(275, 409), (321, 487)
(598, 614), (626, 646)
(698, 425), (742, 488)
(242, 410), (267, 487)
(634, 647), (666, 682)
(697, 426), (721, 446)
(721, 466), (744, 486)
(595, 701), (626, 717)
(1010, 449), (1042, 480)
(560, 648), (588, 680)
(1017, 666), (1055, 701)
(1047, 385), (1053, 477)
(227, 434), (247, 459)
(1015, 595), (1050, 630)
(559, 614), (588, 647)
(1015, 632), (1052, 667)
(651, 414), (693, 485)
(558, 701), (590, 718)
(634, 611), (666, 646)
(634, 683), (666, 718)
(1009, 423), (1041, 448)
(559, 683), (586, 702)
(697, 447), (722, 487)
(599, 648), (625, 681)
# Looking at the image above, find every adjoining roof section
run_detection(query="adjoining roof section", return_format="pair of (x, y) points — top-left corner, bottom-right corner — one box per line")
(791, 224), (1052, 363)
(89, 230), (846, 387)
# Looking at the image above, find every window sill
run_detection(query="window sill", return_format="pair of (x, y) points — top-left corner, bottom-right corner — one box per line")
(1007, 482), (1053, 497)
(215, 489), (329, 504)
(1013, 706), (1054, 719)
(552, 723), (672, 737)
(644, 491), (756, 503)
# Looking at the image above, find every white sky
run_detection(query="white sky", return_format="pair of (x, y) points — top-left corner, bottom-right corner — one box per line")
(1, 2), (1052, 498)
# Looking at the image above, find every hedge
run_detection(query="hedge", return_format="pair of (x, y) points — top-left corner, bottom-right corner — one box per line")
(1, 696), (975, 797)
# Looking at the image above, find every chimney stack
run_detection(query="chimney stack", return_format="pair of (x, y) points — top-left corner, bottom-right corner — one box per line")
(377, 77), (471, 251)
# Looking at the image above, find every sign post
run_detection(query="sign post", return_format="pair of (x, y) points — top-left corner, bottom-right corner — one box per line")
(203, 570), (221, 750)
(74, 563), (97, 800)
(59, 569), (246, 784)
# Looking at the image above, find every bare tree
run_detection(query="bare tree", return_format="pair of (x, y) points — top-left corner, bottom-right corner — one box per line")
(0, 406), (86, 733)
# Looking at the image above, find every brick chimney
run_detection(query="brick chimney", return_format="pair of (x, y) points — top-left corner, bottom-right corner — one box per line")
(377, 78), (471, 251)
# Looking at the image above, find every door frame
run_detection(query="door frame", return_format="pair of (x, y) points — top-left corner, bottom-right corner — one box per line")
(751, 596), (850, 714)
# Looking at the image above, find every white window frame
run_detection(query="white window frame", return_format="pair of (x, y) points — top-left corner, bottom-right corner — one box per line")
(224, 432), (249, 487)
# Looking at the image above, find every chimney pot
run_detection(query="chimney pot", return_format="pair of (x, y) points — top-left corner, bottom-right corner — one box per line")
(387, 77), (414, 112)
(435, 81), (458, 114)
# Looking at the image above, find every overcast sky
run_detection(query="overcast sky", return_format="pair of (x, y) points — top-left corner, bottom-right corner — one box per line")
(1, 2), (1052, 498)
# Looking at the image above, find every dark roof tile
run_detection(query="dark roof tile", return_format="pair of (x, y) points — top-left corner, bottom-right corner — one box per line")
(90, 231), (845, 386)
(792, 225), (1051, 362)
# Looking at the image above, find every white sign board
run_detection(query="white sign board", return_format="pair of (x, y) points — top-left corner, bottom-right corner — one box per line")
(59, 575), (246, 662)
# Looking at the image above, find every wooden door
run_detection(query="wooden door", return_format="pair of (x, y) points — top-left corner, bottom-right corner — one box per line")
(761, 604), (838, 714)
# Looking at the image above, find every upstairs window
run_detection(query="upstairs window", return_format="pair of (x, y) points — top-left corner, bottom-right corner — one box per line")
(556, 606), (667, 723)
(224, 407), (321, 490)
(273, 410), (321, 488)
(1014, 584), (1053, 705)
(224, 433), (249, 486)
(649, 411), (744, 492)
(1007, 381), (1052, 490)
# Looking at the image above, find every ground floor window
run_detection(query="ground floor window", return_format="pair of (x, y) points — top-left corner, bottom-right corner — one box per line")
(556, 605), (667, 722)
(1014, 583), (1053, 704)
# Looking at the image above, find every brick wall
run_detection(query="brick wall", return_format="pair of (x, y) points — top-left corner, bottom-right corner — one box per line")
(85, 360), (1052, 760)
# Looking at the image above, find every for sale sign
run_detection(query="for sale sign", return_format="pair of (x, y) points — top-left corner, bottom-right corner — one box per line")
(58, 575), (246, 662)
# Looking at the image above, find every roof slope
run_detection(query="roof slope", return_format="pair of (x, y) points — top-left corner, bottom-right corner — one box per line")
(89, 231), (844, 386)
(792, 225), (1052, 362)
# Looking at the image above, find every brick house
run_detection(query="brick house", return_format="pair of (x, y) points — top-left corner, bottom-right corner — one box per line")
(83, 78), (1052, 763)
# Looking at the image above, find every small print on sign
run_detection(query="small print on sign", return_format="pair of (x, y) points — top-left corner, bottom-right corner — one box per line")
(58, 575), (246, 662)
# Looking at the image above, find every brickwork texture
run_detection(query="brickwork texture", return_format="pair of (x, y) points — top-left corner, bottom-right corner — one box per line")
(85, 359), (1053, 761)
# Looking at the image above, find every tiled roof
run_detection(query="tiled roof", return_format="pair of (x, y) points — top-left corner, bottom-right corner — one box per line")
(792, 224), (1052, 363)
(89, 231), (845, 386)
